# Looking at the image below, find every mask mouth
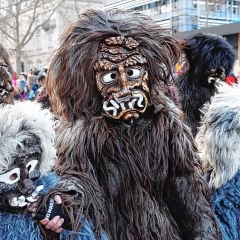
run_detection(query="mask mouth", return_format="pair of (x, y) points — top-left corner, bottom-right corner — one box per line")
(8, 185), (44, 208)
(103, 90), (148, 120)
(113, 92), (132, 103)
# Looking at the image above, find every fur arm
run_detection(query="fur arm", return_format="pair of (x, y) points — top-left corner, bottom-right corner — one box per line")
(164, 172), (221, 240)
(39, 171), (107, 239)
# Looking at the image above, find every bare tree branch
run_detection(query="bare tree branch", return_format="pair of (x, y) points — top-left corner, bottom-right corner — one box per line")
(19, 0), (41, 47)
(21, 0), (65, 48)
(0, 27), (16, 45)
(0, 0), (65, 73)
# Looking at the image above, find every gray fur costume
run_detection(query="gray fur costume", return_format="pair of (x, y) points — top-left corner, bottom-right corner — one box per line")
(196, 83), (240, 239)
(0, 101), (107, 240)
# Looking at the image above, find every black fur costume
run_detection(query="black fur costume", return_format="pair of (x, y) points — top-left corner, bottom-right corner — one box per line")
(175, 33), (236, 136)
(47, 9), (221, 240)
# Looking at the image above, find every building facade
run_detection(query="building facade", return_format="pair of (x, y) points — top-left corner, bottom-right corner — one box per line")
(104, 0), (240, 32)
(22, 0), (103, 73)
(104, 0), (240, 79)
(0, 0), (103, 74)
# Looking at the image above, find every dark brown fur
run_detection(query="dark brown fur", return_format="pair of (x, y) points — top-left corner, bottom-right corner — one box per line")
(0, 42), (14, 104)
(46, 9), (181, 122)
(39, 171), (106, 240)
(47, 9), (221, 240)
(0, 42), (13, 74)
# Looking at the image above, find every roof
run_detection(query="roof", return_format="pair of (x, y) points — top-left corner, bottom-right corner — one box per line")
(175, 21), (240, 38)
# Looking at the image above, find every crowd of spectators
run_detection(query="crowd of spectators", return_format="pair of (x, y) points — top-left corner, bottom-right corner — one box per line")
(11, 67), (48, 106)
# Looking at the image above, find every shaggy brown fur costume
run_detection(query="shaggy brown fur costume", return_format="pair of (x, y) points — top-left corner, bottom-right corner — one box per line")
(47, 9), (221, 240)
(0, 42), (14, 104)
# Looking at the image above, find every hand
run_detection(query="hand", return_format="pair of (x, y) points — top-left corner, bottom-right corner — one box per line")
(40, 195), (64, 233)
(40, 215), (64, 233)
(30, 195), (65, 233)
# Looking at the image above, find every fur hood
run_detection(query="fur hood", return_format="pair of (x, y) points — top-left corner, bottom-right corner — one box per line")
(183, 32), (236, 83)
(196, 82), (240, 188)
(0, 101), (56, 176)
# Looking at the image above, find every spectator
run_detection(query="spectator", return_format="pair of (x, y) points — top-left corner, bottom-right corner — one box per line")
(16, 72), (28, 99)
(27, 75), (38, 100)
(37, 74), (45, 91)
(27, 74), (36, 91)
(28, 73), (46, 100)
(30, 67), (37, 75)
(12, 71), (18, 87)
(28, 82), (38, 100)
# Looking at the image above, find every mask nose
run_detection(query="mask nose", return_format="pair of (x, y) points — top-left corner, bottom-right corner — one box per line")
(18, 168), (34, 195)
(118, 66), (128, 91)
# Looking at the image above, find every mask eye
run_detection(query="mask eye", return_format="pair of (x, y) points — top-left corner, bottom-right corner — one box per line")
(126, 68), (142, 78)
(26, 160), (38, 174)
(0, 168), (20, 184)
(102, 72), (118, 83)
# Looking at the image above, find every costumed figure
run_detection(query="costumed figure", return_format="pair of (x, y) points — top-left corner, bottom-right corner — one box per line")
(0, 43), (14, 104)
(0, 98), (107, 239)
(195, 82), (240, 240)
(46, 9), (221, 240)
(175, 32), (236, 136)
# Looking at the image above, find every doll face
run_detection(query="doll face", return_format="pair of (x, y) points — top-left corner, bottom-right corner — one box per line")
(0, 138), (42, 213)
(95, 36), (149, 121)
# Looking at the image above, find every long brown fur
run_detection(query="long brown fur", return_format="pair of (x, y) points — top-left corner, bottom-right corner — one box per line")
(0, 42), (13, 74)
(39, 171), (106, 240)
(46, 9), (181, 121)
(47, 9), (221, 240)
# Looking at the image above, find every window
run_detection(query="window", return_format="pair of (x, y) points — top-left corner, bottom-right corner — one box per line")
(28, 60), (33, 71)
(193, 3), (197, 8)
(36, 59), (42, 70)
(47, 31), (54, 48)
(216, 4), (220, 11)
(28, 39), (33, 51)
(233, 7), (239, 14)
(37, 35), (42, 49)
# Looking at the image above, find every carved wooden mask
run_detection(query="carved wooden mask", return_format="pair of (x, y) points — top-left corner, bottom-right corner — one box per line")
(95, 36), (149, 121)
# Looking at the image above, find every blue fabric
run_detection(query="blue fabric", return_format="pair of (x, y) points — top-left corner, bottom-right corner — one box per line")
(0, 172), (108, 239)
(28, 89), (35, 100)
(32, 83), (39, 92)
(0, 213), (43, 240)
(0, 213), (108, 240)
(211, 170), (240, 240)
(19, 79), (26, 94)
(61, 220), (109, 240)
(35, 172), (59, 194)
(28, 83), (39, 100)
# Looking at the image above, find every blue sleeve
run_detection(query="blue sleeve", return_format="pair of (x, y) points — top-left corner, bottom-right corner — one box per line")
(60, 220), (108, 240)
(28, 90), (35, 100)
